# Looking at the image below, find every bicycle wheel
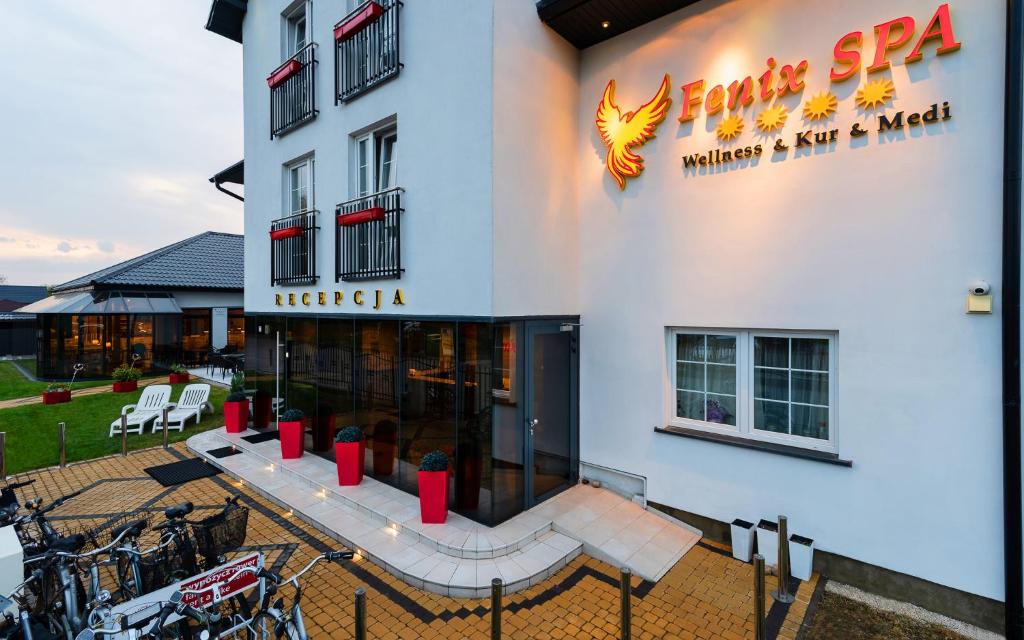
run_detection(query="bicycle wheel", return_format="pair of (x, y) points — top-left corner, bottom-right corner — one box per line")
(216, 593), (254, 639)
(250, 611), (301, 640)
(115, 552), (142, 599)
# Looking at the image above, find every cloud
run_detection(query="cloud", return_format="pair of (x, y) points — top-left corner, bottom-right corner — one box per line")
(0, 237), (13, 243)
(57, 241), (74, 253)
(96, 240), (115, 253)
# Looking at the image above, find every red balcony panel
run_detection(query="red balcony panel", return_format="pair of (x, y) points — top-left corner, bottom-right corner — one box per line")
(337, 207), (385, 227)
(334, 2), (383, 41)
(266, 59), (302, 89)
(270, 226), (304, 240)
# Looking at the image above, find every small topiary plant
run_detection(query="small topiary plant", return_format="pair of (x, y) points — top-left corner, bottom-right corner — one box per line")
(112, 363), (141, 382)
(46, 383), (69, 393)
(419, 450), (449, 472)
(170, 363), (188, 374)
(335, 426), (364, 443)
(229, 371), (246, 392)
(226, 391), (248, 403)
(281, 409), (304, 422)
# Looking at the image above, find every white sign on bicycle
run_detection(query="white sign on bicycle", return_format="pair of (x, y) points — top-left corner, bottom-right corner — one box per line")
(113, 552), (264, 627)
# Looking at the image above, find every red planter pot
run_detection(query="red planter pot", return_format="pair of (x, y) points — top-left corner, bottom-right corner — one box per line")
(279, 420), (304, 459)
(112, 380), (138, 393)
(313, 414), (337, 452)
(417, 470), (449, 524)
(42, 390), (71, 405)
(337, 207), (384, 227)
(335, 441), (365, 486)
(266, 59), (301, 88)
(252, 396), (273, 429)
(270, 226), (304, 241)
(224, 401), (249, 434)
(334, 1), (383, 41)
(169, 373), (190, 384)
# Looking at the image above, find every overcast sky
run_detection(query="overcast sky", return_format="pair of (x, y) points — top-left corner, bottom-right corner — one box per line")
(0, 1), (243, 286)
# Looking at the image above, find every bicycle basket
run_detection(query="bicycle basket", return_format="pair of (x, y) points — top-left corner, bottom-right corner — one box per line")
(190, 505), (249, 566)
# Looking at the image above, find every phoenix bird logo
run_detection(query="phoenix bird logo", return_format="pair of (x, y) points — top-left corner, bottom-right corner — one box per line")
(595, 74), (673, 190)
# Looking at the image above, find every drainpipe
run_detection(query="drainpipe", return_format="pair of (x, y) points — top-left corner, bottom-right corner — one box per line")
(213, 181), (244, 202)
(1004, 0), (1023, 638)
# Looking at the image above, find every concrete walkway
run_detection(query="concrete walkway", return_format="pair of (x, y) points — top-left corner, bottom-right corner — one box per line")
(187, 429), (701, 598)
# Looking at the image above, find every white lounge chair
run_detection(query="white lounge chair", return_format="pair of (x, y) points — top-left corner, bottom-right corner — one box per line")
(109, 385), (172, 437)
(153, 384), (212, 433)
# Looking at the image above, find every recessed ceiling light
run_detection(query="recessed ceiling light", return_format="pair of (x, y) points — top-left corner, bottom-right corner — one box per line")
(601, 20), (610, 29)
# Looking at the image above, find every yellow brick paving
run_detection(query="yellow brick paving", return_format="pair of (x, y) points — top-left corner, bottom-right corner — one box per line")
(10, 445), (817, 639)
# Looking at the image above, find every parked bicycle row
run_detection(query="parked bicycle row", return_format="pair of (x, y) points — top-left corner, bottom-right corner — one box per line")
(0, 479), (352, 639)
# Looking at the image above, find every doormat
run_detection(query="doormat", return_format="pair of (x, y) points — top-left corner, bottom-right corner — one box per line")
(144, 458), (221, 487)
(206, 446), (242, 459)
(242, 431), (279, 444)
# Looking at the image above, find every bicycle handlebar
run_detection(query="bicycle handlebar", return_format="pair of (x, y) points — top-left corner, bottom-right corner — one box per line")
(23, 523), (139, 564)
(175, 550), (352, 599)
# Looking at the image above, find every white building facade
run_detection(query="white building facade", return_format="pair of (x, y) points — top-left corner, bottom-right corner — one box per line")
(207, 0), (1022, 631)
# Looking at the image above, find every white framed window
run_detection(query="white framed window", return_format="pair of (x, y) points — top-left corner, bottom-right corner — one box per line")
(352, 125), (398, 197)
(668, 329), (837, 452)
(286, 156), (314, 214)
(283, 1), (310, 60)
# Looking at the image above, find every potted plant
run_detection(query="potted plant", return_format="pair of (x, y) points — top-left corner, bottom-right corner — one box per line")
(730, 518), (756, 563)
(417, 450), (450, 524)
(42, 383), (71, 405)
(789, 534), (815, 581)
(279, 409), (305, 459)
(334, 426), (365, 486)
(223, 391), (249, 434)
(252, 389), (273, 429)
(169, 364), (190, 384)
(112, 363), (141, 393)
(229, 371), (246, 393)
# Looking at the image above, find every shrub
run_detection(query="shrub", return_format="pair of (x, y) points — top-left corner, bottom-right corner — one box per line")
(226, 391), (248, 403)
(335, 426), (364, 443)
(229, 371), (246, 392)
(281, 409), (304, 422)
(46, 383), (69, 393)
(419, 450), (449, 472)
(170, 363), (188, 374)
(112, 364), (141, 382)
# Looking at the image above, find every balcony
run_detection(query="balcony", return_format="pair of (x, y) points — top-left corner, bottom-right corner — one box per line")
(270, 210), (319, 286)
(269, 43), (318, 139)
(335, 188), (403, 282)
(334, 0), (402, 104)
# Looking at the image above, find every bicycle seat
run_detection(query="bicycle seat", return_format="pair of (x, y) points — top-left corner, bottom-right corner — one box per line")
(164, 502), (194, 519)
(111, 518), (147, 541)
(49, 533), (86, 554)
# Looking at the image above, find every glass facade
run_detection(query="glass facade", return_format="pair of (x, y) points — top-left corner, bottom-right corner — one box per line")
(243, 315), (577, 526)
(37, 307), (245, 379)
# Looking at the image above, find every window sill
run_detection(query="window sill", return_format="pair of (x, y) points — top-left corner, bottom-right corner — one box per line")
(654, 425), (853, 467)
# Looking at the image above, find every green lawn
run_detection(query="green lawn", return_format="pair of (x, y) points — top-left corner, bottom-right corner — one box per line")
(0, 383), (227, 474)
(13, 358), (35, 377)
(0, 361), (157, 402)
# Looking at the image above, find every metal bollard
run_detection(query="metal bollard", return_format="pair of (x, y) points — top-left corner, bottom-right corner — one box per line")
(772, 515), (795, 604)
(620, 567), (632, 640)
(0, 432), (6, 480)
(354, 587), (366, 640)
(58, 422), (66, 468)
(491, 578), (503, 639)
(162, 407), (170, 449)
(754, 554), (766, 640)
(121, 414), (128, 457)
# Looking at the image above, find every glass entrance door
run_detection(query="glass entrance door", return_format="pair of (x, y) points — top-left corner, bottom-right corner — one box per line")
(525, 322), (578, 505)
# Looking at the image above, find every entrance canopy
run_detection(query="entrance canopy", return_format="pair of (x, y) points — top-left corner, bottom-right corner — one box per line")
(19, 290), (183, 315)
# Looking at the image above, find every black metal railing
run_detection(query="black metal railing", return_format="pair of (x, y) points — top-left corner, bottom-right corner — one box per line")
(335, 188), (403, 281)
(270, 210), (319, 286)
(270, 43), (318, 139)
(334, 0), (402, 104)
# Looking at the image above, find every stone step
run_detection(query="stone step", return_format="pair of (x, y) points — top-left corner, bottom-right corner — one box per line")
(188, 430), (583, 597)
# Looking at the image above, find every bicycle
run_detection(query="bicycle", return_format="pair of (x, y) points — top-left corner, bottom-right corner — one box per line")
(246, 551), (353, 640)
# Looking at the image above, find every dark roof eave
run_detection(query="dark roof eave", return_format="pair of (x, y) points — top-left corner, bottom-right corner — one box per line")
(536, 0), (703, 49)
(206, 0), (247, 44)
(210, 159), (244, 185)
